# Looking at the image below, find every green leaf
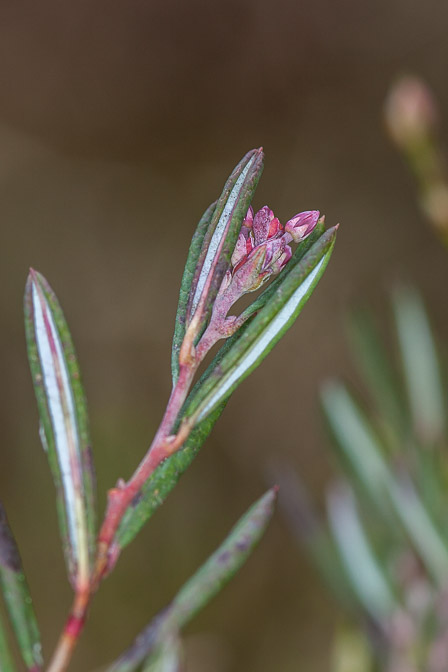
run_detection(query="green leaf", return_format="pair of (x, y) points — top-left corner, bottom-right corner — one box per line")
(0, 502), (42, 671)
(0, 610), (16, 672)
(186, 148), (264, 332)
(327, 484), (397, 621)
(321, 381), (392, 516)
(171, 201), (216, 385)
(186, 226), (337, 424)
(113, 403), (226, 553)
(322, 381), (448, 584)
(107, 488), (277, 672)
(347, 307), (407, 438)
(386, 475), (448, 586)
(273, 464), (357, 611)
(24, 270), (96, 588)
(142, 634), (183, 672)
(392, 286), (445, 445)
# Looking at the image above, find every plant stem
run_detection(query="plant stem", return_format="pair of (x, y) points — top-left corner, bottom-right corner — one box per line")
(45, 363), (198, 672)
(46, 587), (90, 672)
(46, 307), (236, 671)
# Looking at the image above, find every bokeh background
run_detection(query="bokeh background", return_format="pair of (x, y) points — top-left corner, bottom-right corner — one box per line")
(1, 1), (448, 670)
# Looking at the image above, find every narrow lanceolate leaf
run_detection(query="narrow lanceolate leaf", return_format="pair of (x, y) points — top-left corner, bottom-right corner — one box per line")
(0, 501), (42, 671)
(171, 201), (216, 385)
(107, 488), (277, 672)
(186, 149), (264, 332)
(0, 610), (17, 672)
(112, 402), (226, 556)
(392, 286), (446, 445)
(24, 270), (96, 588)
(185, 227), (337, 424)
(327, 485), (397, 621)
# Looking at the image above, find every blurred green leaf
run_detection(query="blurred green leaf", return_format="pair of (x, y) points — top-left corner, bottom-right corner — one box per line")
(0, 502), (42, 671)
(322, 381), (448, 584)
(327, 484), (397, 620)
(274, 464), (358, 610)
(186, 227), (337, 424)
(171, 201), (216, 385)
(347, 307), (406, 438)
(331, 625), (373, 672)
(387, 476), (448, 585)
(113, 402), (226, 554)
(321, 381), (391, 516)
(107, 488), (277, 672)
(393, 287), (445, 445)
(24, 270), (96, 588)
(142, 634), (183, 672)
(0, 610), (16, 672)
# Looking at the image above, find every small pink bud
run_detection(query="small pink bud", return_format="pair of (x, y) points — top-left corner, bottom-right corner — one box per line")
(243, 206), (254, 229)
(285, 210), (319, 242)
(263, 237), (292, 274)
(231, 231), (249, 267)
(253, 206), (275, 245)
(268, 216), (282, 238)
(232, 244), (269, 292)
(385, 76), (438, 147)
(271, 248), (292, 275)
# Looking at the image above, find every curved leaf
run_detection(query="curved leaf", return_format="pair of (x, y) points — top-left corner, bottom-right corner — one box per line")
(24, 270), (96, 588)
(0, 501), (42, 671)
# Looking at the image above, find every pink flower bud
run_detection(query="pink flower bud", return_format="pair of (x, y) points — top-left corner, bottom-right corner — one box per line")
(232, 244), (269, 293)
(253, 206), (275, 245)
(385, 77), (438, 147)
(263, 237), (292, 275)
(285, 210), (319, 242)
(243, 206), (254, 229)
(231, 231), (249, 267)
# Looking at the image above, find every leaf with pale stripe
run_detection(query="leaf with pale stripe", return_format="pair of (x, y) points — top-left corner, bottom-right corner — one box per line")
(171, 200), (216, 384)
(24, 270), (96, 589)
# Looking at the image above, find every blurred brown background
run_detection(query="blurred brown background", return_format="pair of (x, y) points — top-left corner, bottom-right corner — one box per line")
(0, 1), (448, 670)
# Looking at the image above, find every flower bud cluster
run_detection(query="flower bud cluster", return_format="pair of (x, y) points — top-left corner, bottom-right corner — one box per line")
(227, 205), (319, 296)
(195, 205), (320, 354)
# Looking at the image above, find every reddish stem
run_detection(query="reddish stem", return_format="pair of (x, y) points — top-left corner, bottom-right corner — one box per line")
(46, 587), (90, 672)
